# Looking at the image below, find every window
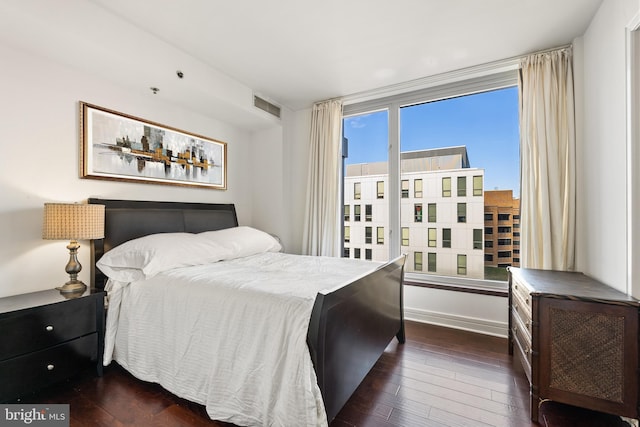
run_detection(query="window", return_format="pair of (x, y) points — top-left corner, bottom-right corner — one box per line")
(354, 205), (361, 221)
(414, 252), (423, 271)
(513, 223), (520, 229)
(344, 205), (350, 222)
(498, 226), (511, 233)
(513, 215), (520, 220)
(344, 226), (350, 243)
(442, 228), (451, 248)
(457, 203), (466, 223)
(354, 248), (361, 259)
(343, 248), (350, 258)
(485, 254), (493, 262)
(365, 204), (372, 222)
(377, 227), (384, 244)
(428, 253), (436, 272)
(414, 204), (423, 222)
(343, 80), (520, 284)
(428, 228), (436, 247)
(365, 249), (372, 260)
(365, 227), (372, 244)
(473, 176), (483, 196)
(485, 227), (493, 235)
(498, 238), (512, 246)
(457, 176), (466, 197)
(457, 254), (467, 275)
(414, 179), (423, 198)
(498, 213), (510, 221)
(354, 182), (361, 200)
(473, 229), (483, 249)
(442, 177), (451, 197)
(485, 240), (493, 248)
(377, 181), (384, 199)
(401, 180), (409, 198)
(484, 213), (493, 221)
(498, 251), (512, 258)
(401, 227), (409, 246)
(428, 203), (436, 222)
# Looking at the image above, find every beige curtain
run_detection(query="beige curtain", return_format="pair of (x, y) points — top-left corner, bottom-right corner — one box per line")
(303, 99), (343, 256)
(519, 47), (576, 270)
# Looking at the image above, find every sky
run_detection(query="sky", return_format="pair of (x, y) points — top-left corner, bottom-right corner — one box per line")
(343, 86), (520, 197)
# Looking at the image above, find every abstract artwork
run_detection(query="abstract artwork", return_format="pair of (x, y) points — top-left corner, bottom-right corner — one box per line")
(80, 102), (226, 189)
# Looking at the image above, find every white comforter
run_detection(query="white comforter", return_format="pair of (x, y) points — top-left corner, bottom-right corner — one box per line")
(104, 252), (379, 427)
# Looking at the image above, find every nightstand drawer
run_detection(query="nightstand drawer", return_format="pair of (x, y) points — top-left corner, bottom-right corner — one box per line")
(0, 297), (97, 360)
(0, 333), (98, 402)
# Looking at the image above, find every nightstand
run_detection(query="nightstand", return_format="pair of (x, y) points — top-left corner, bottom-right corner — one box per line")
(0, 288), (105, 402)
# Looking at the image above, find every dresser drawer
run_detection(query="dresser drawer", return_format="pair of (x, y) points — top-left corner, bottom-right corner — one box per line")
(512, 310), (532, 381)
(512, 278), (532, 318)
(0, 297), (97, 360)
(0, 333), (98, 402)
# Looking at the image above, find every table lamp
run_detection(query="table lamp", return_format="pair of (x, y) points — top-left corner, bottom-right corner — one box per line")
(42, 203), (105, 293)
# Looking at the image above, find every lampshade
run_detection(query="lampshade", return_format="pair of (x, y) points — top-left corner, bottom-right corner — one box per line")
(42, 203), (105, 241)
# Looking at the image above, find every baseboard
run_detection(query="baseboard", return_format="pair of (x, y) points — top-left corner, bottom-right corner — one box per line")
(404, 307), (508, 338)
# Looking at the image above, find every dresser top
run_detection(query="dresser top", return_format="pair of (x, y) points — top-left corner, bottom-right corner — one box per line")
(509, 267), (639, 306)
(0, 288), (103, 315)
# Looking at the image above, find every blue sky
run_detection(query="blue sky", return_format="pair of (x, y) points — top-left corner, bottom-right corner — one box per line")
(343, 86), (520, 197)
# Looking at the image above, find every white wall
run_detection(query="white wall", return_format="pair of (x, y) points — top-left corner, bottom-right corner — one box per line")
(575, 0), (640, 292)
(0, 43), (256, 298)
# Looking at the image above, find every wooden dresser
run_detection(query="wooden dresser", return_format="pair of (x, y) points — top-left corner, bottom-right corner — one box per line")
(508, 267), (639, 423)
(0, 289), (105, 402)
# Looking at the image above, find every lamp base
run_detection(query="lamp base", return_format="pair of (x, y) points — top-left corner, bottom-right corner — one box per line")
(56, 280), (87, 294)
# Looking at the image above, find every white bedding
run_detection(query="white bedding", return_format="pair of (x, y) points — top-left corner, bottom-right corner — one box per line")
(104, 252), (379, 427)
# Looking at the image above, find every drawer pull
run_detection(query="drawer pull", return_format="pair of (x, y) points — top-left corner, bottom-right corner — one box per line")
(46, 364), (55, 371)
(45, 325), (54, 332)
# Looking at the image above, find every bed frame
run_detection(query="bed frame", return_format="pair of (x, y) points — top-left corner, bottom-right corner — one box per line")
(88, 198), (405, 422)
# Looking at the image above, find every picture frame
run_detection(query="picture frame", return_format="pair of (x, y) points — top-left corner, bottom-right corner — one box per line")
(80, 102), (227, 190)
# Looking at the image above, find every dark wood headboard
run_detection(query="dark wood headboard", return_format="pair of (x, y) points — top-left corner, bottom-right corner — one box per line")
(88, 198), (238, 290)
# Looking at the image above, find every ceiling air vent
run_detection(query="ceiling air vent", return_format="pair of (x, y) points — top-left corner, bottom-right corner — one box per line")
(254, 95), (281, 119)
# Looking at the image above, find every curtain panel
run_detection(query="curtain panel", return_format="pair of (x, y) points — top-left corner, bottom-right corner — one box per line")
(303, 99), (343, 256)
(519, 47), (576, 270)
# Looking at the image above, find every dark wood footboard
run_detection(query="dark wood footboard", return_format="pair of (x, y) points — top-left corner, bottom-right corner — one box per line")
(307, 255), (406, 422)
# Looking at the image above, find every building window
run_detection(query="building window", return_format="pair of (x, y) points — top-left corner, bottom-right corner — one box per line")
(513, 223), (520, 229)
(442, 177), (451, 197)
(354, 182), (361, 200)
(498, 226), (511, 233)
(344, 205), (350, 222)
(457, 203), (466, 223)
(414, 179), (423, 198)
(485, 227), (493, 235)
(428, 253), (436, 272)
(457, 176), (466, 197)
(343, 247), (350, 258)
(377, 181), (384, 199)
(457, 254), (467, 275)
(514, 232), (520, 237)
(414, 204), (423, 222)
(401, 180), (409, 198)
(498, 213), (510, 221)
(442, 228), (451, 248)
(485, 254), (493, 262)
(484, 213), (493, 221)
(498, 238), (512, 246)
(473, 229), (483, 249)
(498, 251), (512, 258)
(485, 240), (493, 248)
(513, 215), (520, 220)
(428, 228), (437, 247)
(365, 248), (372, 260)
(354, 205), (361, 221)
(354, 248), (361, 259)
(401, 227), (409, 246)
(428, 203), (436, 222)
(377, 227), (384, 244)
(344, 226), (350, 243)
(414, 252), (423, 271)
(365, 227), (372, 244)
(365, 204), (372, 221)
(473, 175), (483, 196)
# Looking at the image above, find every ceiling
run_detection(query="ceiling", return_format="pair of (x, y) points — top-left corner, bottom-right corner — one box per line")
(0, 0), (603, 127)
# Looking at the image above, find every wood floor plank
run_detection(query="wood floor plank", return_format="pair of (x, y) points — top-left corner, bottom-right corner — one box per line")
(10, 320), (632, 427)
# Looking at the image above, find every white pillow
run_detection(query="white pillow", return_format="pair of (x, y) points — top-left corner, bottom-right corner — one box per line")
(97, 232), (230, 282)
(199, 226), (282, 260)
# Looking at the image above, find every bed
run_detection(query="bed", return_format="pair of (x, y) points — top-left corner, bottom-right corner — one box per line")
(89, 198), (405, 426)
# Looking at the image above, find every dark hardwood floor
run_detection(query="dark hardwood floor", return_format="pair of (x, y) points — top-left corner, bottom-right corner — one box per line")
(13, 321), (632, 426)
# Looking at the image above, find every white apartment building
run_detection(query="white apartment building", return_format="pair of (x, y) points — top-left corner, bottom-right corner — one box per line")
(344, 147), (485, 279)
